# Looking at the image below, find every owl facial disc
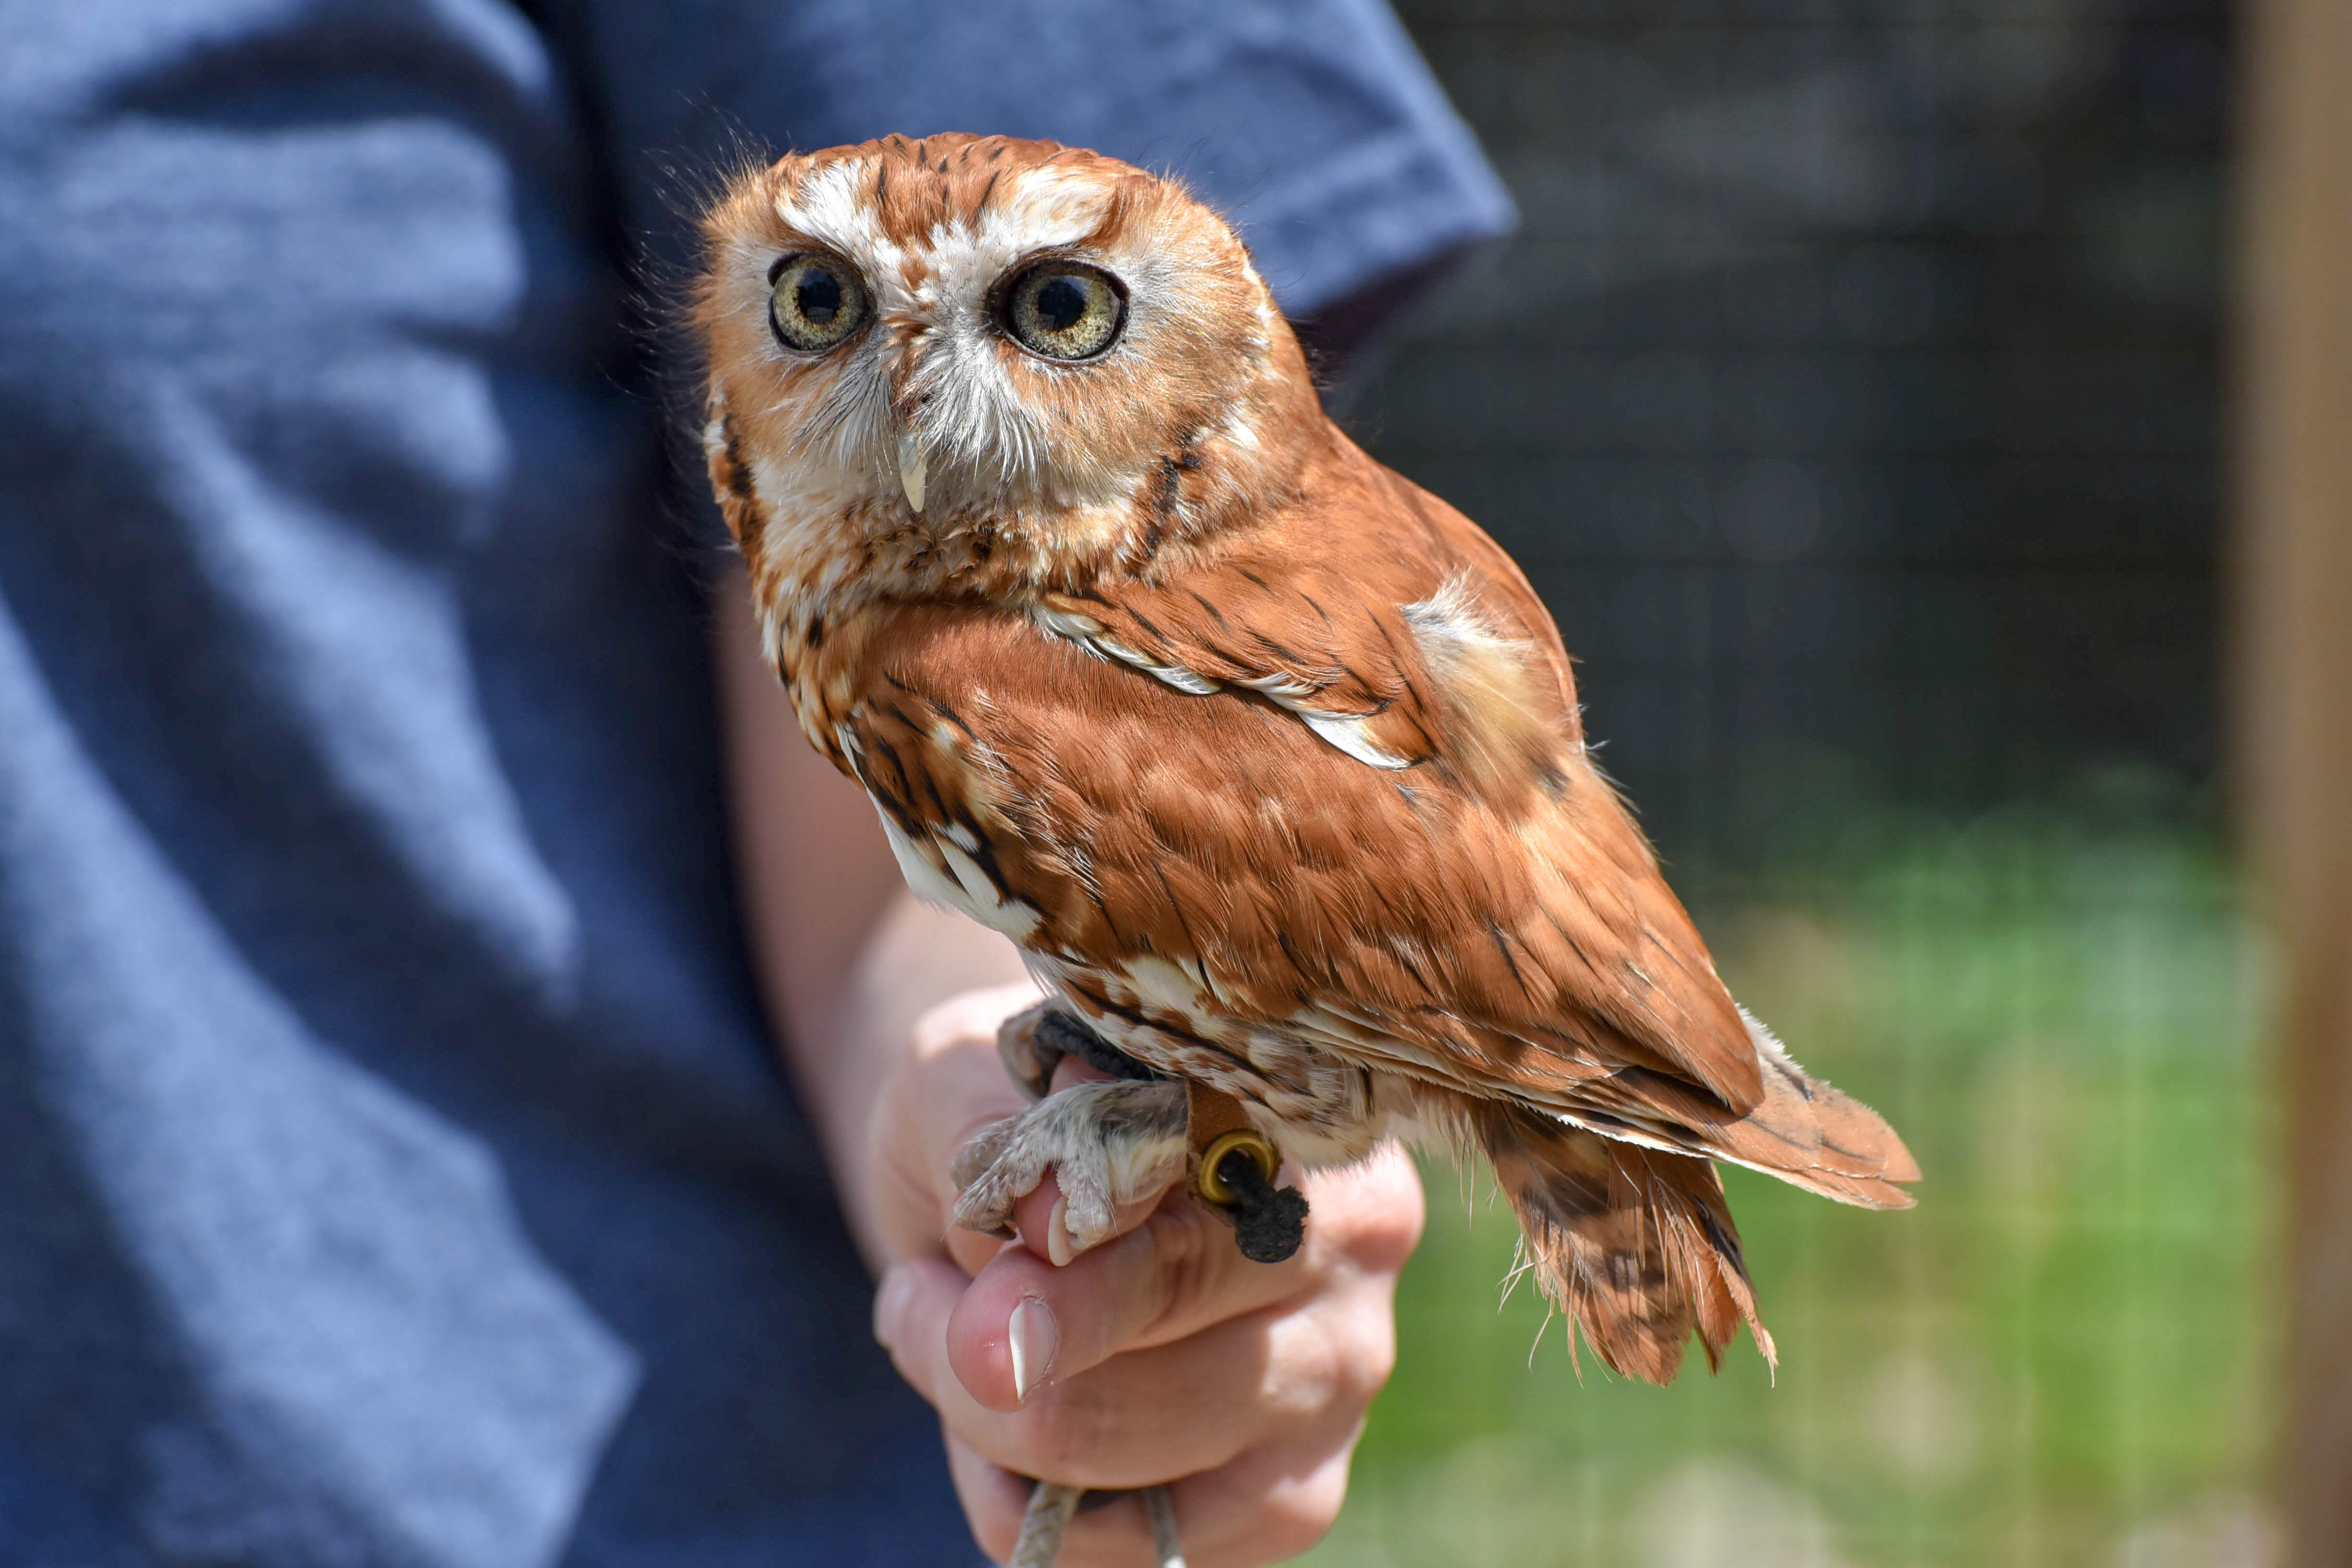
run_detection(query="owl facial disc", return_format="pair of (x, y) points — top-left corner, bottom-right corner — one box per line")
(696, 133), (1304, 558)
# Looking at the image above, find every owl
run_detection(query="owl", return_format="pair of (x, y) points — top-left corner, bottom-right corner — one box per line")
(694, 134), (1915, 1384)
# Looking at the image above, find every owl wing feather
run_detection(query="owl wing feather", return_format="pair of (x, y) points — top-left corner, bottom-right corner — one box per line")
(832, 446), (1915, 1210)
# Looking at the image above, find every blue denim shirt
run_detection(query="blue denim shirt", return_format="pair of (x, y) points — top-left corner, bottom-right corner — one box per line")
(0, 3), (1510, 1563)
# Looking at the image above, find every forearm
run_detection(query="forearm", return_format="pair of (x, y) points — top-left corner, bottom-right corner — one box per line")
(714, 571), (1030, 1265)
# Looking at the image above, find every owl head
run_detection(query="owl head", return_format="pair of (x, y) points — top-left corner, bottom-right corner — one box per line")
(694, 135), (1326, 600)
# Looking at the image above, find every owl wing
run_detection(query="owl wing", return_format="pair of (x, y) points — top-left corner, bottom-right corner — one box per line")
(836, 455), (1914, 1208)
(1030, 454), (1577, 778)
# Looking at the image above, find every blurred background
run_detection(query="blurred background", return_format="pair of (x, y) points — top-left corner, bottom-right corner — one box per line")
(1293, 2), (2284, 1565)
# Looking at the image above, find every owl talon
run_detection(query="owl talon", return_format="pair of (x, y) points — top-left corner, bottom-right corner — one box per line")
(994, 1001), (1061, 1100)
(950, 1079), (1190, 1256)
(997, 1003), (1164, 1099)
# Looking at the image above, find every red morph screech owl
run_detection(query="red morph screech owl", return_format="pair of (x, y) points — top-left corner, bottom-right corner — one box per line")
(692, 134), (1917, 1386)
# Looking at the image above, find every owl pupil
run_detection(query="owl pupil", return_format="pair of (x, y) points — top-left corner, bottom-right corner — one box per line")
(797, 270), (842, 324)
(1036, 276), (1087, 332)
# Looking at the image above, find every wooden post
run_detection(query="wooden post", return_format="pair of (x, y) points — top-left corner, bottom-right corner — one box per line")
(2235, 1), (2352, 1561)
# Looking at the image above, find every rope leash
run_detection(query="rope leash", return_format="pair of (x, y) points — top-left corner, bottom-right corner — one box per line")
(1004, 1045), (1307, 1567)
(1008, 1481), (1187, 1568)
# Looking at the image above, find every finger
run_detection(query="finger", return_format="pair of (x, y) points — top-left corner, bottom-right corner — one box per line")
(954, 1178), (1307, 1410)
(942, 1434), (1169, 1568)
(941, 1433), (1031, 1566)
(1154, 1404), (1365, 1568)
(1003, 1053), (1171, 1264)
(954, 1141), (1422, 1411)
(883, 1249), (1285, 1486)
(933, 1032), (1132, 1276)
(1050, 1055), (1116, 1091)
(944, 1222), (1013, 1279)
(897, 1252), (1393, 1491)
(946, 1437), (1231, 1568)
(911, 983), (1050, 1154)
(943, 1397), (1366, 1568)
(999, 1109), (1420, 1288)
(1007, 1165), (1181, 1274)
(880, 1149), (1416, 1487)
(871, 998), (1037, 1271)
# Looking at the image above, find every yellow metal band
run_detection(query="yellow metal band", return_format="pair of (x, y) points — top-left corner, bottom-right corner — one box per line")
(1194, 1127), (1280, 1207)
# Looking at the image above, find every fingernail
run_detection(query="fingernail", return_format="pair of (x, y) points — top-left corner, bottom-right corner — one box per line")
(1008, 1295), (1058, 1403)
(1045, 1193), (1075, 1267)
(872, 1264), (918, 1351)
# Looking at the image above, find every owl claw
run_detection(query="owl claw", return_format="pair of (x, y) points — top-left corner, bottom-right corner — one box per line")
(996, 1002), (1166, 1099)
(950, 1079), (1190, 1258)
(994, 1001), (1062, 1099)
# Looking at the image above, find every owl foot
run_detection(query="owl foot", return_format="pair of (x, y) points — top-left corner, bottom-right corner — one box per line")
(996, 1000), (1166, 1099)
(950, 1078), (1190, 1262)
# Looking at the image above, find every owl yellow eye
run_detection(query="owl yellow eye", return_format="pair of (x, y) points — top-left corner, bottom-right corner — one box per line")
(768, 253), (868, 352)
(1002, 261), (1126, 362)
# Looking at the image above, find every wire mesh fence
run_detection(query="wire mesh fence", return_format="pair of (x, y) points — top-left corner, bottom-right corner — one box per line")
(1346, 0), (2226, 860)
(1300, 2), (2264, 1563)
(1301, 804), (2273, 1567)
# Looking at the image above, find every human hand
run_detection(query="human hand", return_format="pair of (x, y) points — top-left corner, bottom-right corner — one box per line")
(866, 986), (1424, 1566)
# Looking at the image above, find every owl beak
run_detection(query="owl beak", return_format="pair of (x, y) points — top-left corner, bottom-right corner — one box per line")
(896, 431), (926, 514)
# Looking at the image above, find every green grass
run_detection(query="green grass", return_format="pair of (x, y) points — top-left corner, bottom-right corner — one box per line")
(1301, 810), (2278, 1568)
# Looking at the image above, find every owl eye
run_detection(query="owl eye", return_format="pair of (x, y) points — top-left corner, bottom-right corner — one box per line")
(768, 253), (869, 352)
(1001, 261), (1126, 362)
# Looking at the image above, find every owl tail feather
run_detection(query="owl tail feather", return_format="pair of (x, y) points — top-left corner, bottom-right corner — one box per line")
(1474, 1101), (1774, 1386)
